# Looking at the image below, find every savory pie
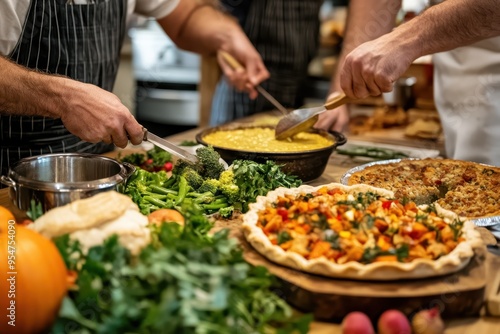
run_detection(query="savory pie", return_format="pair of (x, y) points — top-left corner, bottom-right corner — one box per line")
(345, 158), (500, 219)
(242, 183), (483, 280)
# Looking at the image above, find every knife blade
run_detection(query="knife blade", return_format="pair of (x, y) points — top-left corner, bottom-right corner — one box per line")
(143, 129), (198, 164)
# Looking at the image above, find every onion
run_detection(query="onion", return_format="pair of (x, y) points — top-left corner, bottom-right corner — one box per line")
(412, 307), (445, 334)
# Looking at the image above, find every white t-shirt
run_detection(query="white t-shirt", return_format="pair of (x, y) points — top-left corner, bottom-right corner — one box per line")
(0, 0), (179, 56)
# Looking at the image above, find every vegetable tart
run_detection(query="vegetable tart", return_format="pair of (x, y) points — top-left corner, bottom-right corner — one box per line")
(242, 183), (483, 280)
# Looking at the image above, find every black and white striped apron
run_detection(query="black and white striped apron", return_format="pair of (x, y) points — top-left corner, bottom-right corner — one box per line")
(0, 0), (127, 178)
(210, 0), (323, 126)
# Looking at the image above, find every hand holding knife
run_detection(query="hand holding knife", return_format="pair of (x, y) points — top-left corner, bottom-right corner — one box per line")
(142, 128), (199, 164)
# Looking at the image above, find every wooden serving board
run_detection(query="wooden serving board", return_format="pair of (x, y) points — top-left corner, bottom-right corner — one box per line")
(220, 220), (490, 324)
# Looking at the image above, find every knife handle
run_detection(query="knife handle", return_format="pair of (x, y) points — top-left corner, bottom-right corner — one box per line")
(141, 126), (148, 141)
(218, 50), (244, 71)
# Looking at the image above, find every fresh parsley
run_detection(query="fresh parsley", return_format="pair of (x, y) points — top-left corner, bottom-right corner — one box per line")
(53, 210), (310, 333)
(277, 231), (293, 245)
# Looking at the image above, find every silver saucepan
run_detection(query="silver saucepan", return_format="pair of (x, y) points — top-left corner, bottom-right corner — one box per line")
(0, 153), (135, 214)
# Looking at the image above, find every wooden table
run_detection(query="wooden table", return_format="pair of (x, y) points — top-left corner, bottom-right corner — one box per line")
(1, 125), (499, 334)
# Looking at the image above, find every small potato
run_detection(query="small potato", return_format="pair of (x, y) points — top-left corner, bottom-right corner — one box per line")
(341, 311), (375, 334)
(377, 309), (411, 334)
(148, 209), (185, 226)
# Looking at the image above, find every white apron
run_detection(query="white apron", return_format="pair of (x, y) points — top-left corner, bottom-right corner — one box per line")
(433, 36), (500, 166)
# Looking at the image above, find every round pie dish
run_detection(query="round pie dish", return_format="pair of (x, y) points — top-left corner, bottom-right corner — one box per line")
(242, 183), (484, 281)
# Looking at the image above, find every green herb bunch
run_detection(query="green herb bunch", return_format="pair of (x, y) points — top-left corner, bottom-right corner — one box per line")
(52, 208), (311, 334)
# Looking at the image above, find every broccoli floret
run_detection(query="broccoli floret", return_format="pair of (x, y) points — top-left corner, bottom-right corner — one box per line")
(198, 178), (220, 194)
(181, 167), (204, 190)
(219, 170), (234, 185)
(172, 159), (198, 175)
(218, 169), (239, 203)
(219, 183), (239, 203)
(196, 145), (225, 180)
(218, 206), (234, 219)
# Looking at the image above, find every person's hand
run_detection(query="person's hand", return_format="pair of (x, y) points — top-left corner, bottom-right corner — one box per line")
(315, 105), (349, 133)
(217, 30), (269, 99)
(314, 92), (350, 133)
(60, 80), (144, 148)
(340, 34), (415, 99)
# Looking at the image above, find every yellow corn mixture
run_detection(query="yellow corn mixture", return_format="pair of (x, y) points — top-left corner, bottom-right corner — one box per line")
(256, 187), (465, 264)
(202, 128), (333, 152)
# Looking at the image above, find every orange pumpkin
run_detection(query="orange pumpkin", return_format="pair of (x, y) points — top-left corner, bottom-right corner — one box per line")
(0, 206), (15, 226)
(0, 223), (68, 334)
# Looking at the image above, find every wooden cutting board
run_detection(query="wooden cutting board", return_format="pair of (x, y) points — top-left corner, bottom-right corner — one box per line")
(220, 220), (489, 324)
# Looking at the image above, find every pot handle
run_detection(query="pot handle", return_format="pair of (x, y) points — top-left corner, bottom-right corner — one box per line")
(121, 162), (136, 180)
(0, 175), (17, 200)
(0, 175), (15, 188)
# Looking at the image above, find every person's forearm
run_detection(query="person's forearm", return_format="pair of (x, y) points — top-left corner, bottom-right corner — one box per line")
(387, 0), (500, 60)
(0, 56), (66, 118)
(330, 0), (401, 93)
(158, 0), (240, 55)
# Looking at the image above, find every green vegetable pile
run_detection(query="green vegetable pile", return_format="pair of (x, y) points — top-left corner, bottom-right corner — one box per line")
(119, 146), (173, 172)
(52, 206), (311, 334)
(123, 146), (302, 217)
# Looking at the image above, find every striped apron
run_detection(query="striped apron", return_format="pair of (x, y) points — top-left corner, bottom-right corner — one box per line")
(210, 0), (323, 126)
(0, 0), (127, 178)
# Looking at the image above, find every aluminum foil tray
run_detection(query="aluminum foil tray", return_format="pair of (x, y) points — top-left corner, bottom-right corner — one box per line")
(339, 158), (413, 185)
(340, 158), (500, 228)
(472, 216), (500, 228)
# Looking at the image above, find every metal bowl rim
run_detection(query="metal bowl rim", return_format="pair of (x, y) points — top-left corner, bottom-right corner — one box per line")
(7, 153), (129, 191)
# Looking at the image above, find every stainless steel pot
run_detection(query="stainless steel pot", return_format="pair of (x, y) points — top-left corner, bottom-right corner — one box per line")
(0, 153), (135, 214)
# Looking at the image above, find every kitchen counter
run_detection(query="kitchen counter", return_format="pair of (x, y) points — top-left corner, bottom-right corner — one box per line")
(1, 124), (498, 334)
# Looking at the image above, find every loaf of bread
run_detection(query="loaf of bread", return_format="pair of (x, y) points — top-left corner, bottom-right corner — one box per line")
(29, 191), (151, 255)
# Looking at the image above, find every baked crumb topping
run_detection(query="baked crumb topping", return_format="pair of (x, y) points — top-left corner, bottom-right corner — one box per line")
(348, 159), (500, 218)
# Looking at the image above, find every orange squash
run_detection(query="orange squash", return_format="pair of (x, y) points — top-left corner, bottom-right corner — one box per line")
(0, 223), (68, 334)
(0, 206), (15, 227)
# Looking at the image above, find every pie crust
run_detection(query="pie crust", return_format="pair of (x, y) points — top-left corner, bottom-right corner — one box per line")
(242, 183), (484, 280)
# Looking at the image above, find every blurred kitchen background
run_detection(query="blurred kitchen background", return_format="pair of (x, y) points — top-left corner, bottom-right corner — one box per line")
(113, 0), (433, 139)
